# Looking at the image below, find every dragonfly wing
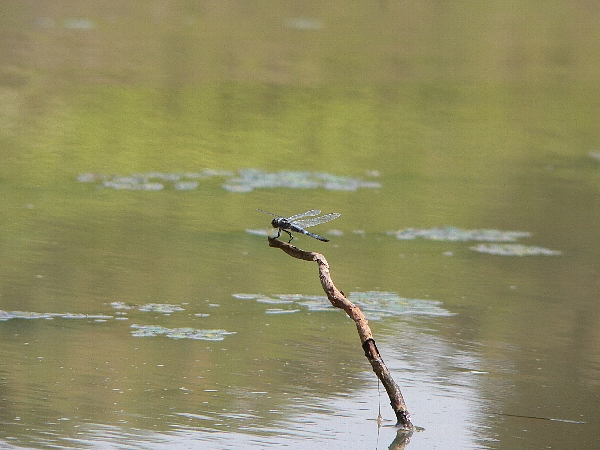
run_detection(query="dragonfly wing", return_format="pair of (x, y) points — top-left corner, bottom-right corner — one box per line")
(293, 213), (341, 228)
(287, 210), (321, 221)
(257, 209), (281, 217)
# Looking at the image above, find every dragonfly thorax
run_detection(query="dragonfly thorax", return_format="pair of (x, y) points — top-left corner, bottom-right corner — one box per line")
(271, 217), (289, 228)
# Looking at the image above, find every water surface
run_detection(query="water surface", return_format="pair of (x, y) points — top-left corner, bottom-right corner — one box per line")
(1, 1), (600, 449)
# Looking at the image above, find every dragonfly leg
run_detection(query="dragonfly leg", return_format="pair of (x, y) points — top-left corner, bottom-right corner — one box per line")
(275, 229), (281, 239)
(284, 230), (293, 243)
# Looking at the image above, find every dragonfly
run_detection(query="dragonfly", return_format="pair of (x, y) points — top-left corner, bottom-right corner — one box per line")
(257, 209), (341, 242)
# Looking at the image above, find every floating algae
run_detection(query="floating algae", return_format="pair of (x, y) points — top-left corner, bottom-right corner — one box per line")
(348, 291), (455, 320)
(78, 169), (381, 193)
(138, 303), (185, 314)
(470, 244), (562, 256)
(0, 311), (113, 321)
(232, 291), (453, 320)
(387, 227), (531, 242)
(130, 324), (235, 341)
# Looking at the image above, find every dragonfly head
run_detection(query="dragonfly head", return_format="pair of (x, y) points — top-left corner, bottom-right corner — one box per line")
(271, 217), (285, 228)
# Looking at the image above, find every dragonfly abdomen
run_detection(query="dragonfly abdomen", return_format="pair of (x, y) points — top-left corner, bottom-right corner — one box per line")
(289, 224), (329, 241)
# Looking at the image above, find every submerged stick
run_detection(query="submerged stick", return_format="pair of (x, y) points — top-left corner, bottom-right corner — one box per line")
(267, 237), (413, 429)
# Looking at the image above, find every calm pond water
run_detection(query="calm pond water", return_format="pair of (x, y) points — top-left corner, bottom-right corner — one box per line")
(2, 1), (600, 449)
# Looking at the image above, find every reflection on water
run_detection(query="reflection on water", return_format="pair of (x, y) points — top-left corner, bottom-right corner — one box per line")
(0, 318), (486, 449)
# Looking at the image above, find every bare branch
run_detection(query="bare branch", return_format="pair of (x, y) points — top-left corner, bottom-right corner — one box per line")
(267, 237), (413, 429)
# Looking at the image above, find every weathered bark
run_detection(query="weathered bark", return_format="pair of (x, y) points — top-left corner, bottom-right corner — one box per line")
(267, 237), (413, 429)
